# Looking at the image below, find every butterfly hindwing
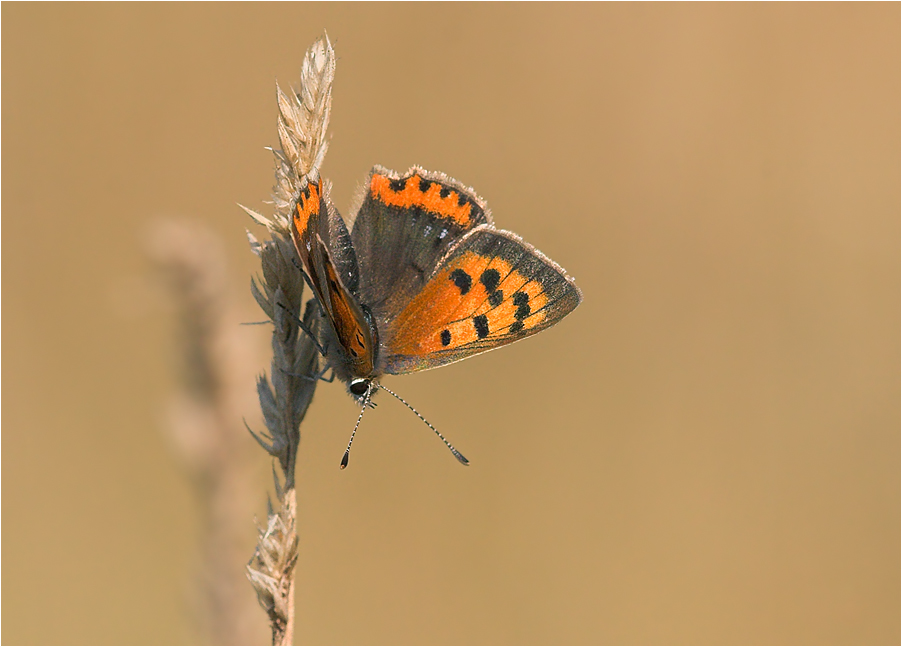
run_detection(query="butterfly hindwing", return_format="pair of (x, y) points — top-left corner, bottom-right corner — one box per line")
(291, 180), (328, 308)
(316, 181), (361, 296)
(377, 227), (582, 374)
(351, 166), (491, 327)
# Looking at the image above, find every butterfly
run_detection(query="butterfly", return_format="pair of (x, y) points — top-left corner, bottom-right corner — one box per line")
(290, 165), (582, 468)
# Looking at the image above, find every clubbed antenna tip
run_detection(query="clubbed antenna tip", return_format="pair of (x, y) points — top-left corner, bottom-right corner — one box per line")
(376, 383), (470, 466)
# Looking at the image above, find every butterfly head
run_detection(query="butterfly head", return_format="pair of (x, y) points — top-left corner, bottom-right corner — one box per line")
(339, 378), (469, 469)
(348, 377), (376, 404)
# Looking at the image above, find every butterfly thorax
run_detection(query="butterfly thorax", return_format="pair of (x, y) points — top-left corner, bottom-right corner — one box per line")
(315, 300), (381, 386)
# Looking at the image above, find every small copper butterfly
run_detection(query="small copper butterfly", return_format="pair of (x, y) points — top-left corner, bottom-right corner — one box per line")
(291, 165), (582, 467)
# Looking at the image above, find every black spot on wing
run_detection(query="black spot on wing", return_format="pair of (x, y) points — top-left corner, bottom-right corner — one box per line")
(480, 268), (501, 293)
(488, 290), (504, 307)
(419, 178), (431, 193)
(474, 314), (489, 339)
(513, 291), (531, 320)
(509, 321), (524, 334)
(389, 177), (406, 192)
(440, 329), (451, 346)
(450, 269), (472, 295)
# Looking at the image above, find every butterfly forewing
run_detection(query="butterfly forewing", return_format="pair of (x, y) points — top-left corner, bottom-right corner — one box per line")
(291, 179), (376, 379)
(316, 236), (375, 376)
(378, 228), (582, 374)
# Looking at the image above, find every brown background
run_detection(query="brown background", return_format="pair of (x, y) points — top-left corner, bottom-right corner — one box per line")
(3, 3), (899, 645)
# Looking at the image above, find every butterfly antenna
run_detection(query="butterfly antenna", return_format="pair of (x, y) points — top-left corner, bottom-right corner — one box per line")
(340, 384), (373, 470)
(376, 384), (469, 466)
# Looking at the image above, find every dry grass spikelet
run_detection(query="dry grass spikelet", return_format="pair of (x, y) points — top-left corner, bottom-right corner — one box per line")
(243, 32), (335, 646)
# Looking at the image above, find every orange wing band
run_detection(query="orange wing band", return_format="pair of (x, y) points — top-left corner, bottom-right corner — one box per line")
(387, 251), (549, 356)
(370, 173), (475, 227)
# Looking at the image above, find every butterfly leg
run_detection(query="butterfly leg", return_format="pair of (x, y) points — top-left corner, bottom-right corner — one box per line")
(290, 256), (319, 294)
(278, 363), (331, 382)
(286, 256), (328, 352)
(276, 301), (327, 356)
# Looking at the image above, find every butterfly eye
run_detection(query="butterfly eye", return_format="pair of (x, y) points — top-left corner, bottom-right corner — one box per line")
(349, 379), (369, 396)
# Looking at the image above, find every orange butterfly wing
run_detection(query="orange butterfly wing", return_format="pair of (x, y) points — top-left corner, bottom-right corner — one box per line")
(291, 180), (375, 378)
(350, 166), (492, 326)
(378, 227), (582, 374)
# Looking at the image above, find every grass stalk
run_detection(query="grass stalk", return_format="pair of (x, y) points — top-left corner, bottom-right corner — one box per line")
(243, 33), (336, 646)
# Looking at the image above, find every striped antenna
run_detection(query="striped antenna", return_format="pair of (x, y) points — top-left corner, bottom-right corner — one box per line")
(340, 384), (373, 469)
(376, 384), (469, 466)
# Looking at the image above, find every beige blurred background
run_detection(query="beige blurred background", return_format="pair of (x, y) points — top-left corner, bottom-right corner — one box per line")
(3, 3), (899, 645)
